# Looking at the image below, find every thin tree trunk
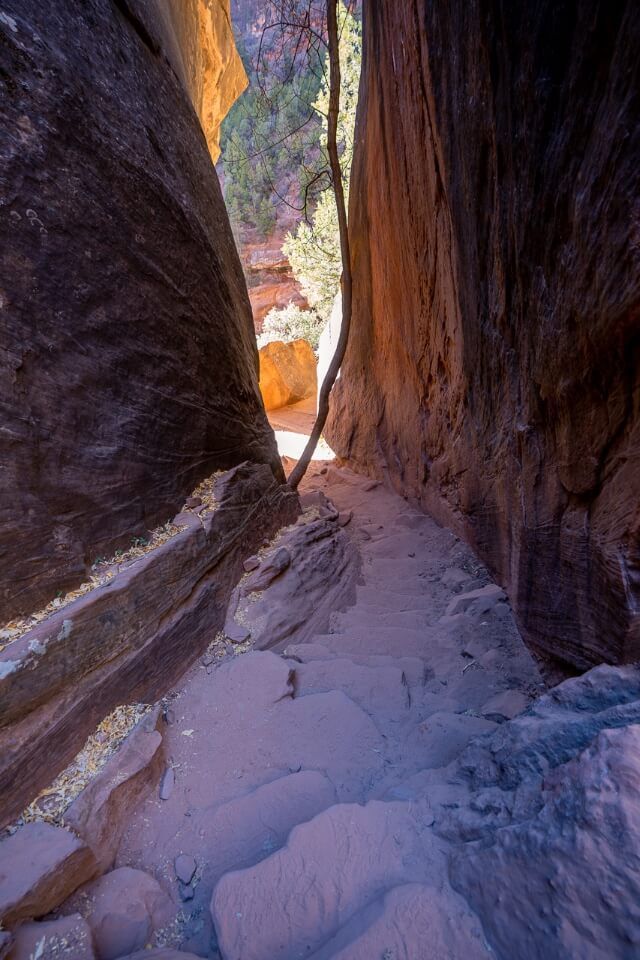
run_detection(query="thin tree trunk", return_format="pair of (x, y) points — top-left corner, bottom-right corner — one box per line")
(287, 0), (353, 490)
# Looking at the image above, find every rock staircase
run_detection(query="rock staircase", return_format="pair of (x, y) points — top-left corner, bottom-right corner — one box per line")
(109, 465), (544, 959)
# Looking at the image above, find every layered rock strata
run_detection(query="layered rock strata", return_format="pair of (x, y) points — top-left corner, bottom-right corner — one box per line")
(327, 0), (640, 671)
(0, 0), (276, 621)
(0, 464), (298, 826)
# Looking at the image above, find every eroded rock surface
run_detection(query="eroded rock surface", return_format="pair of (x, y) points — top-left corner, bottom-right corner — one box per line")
(0, 463), (298, 827)
(259, 339), (317, 411)
(67, 867), (173, 960)
(446, 668), (640, 960)
(0, 0), (278, 621)
(6, 914), (95, 960)
(326, 0), (640, 672)
(3, 462), (621, 958)
(0, 822), (96, 926)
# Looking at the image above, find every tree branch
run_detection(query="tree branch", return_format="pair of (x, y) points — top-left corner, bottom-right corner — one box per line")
(287, 0), (353, 489)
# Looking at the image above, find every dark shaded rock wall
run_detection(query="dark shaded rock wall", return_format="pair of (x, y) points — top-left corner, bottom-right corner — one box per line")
(0, 462), (298, 828)
(0, 0), (280, 620)
(327, 0), (640, 671)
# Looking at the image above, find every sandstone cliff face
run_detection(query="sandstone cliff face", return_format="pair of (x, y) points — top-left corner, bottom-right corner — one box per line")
(153, 0), (248, 163)
(327, 1), (640, 671)
(0, 0), (279, 620)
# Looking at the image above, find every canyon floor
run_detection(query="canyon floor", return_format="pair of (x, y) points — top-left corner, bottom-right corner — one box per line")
(98, 461), (540, 958)
(50, 402), (551, 959)
(7, 411), (638, 960)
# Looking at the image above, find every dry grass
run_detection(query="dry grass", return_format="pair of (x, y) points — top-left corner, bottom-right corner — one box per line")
(191, 470), (225, 515)
(6, 703), (151, 832)
(0, 468), (231, 654)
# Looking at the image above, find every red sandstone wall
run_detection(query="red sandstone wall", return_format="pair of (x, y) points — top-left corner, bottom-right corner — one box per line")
(0, 0), (280, 620)
(327, 0), (640, 671)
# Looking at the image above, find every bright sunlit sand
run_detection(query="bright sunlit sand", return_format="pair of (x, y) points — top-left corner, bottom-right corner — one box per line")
(267, 398), (335, 461)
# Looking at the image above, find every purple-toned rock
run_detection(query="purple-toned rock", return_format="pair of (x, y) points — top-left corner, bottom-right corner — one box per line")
(122, 950), (203, 960)
(451, 724), (640, 958)
(0, 931), (11, 958)
(480, 689), (529, 721)
(445, 584), (506, 619)
(0, 463), (299, 828)
(441, 567), (471, 590)
(231, 519), (358, 651)
(0, 822), (96, 925)
(159, 767), (175, 801)
(242, 548), (291, 593)
(178, 882), (194, 902)
(0, 0), (280, 623)
(211, 801), (431, 960)
(199, 771), (336, 889)
(243, 555), (260, 572)
(225, 621), (251, 644)
(78, 867), (173, 960)
(316, 883), (492, 960)
(174, 855), (197, 886)
(65, 709), (164, 872)
(7, 914), (95, 960)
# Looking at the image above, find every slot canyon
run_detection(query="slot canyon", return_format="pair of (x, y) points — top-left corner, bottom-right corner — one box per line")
(0, 1), (638, 959)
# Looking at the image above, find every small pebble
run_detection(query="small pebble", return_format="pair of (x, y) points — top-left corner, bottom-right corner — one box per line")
(175, 853), (197, 884)
(226, 621), (250, 644)
(159, 767), (174, 800)
(178, 881), (195, 901)
(162, 706), (176, 725)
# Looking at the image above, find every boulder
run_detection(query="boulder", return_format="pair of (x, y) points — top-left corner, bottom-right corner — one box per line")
(451, 724), (640, 959)
(64, 708), (164, 873)
(227, 519), (358, 651)
(174, 855), (197, 886)
(7, 914), (95, 960)
(445, 584), (507, 619)
(76, 867), (173, 960)
(241, 547), (291, 594)
(0, 822), (96, 925)
(259, 340), (317, 410)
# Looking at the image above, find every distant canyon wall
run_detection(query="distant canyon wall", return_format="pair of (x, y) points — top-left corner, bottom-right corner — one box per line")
(0, 0), (279, 620)
(327, 0), (640, 671)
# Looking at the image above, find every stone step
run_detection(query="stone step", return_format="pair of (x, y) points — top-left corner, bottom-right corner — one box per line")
(159, 771), (340, 953)
(198, 771), (337, 890)
(331, 607), (437, 633)
(308, 882), (493, 960)
(289, 656), (411, 720)
(315, 621), (474, 668)
(283, 642), (428, 687)
(210, 800), (437, 960)
(354, 584), (437, 610)
(361, 530), (436, 559)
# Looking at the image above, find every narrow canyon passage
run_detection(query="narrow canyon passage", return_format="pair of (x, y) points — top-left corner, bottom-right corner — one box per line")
(0, 0), (638, 958)
(72, 460), (544, 958)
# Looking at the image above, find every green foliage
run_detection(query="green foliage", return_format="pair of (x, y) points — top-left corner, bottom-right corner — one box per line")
(219, 34), (324, 240)
(257, 303), (325, 352)
(283, 3), (361, 323)
(221, 3), (361, 334)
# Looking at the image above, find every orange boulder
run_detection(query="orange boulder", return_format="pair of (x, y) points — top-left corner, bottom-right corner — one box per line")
(259, 340), (317, 411)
